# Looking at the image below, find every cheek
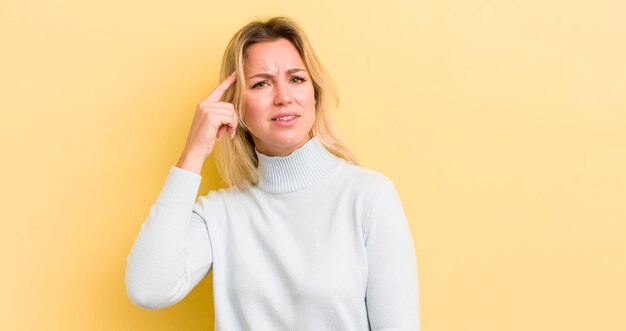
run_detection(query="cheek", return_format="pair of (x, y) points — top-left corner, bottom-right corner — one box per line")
(244, 96), (259, 115)
(305, 92), (317, 109)
(245, 93), (270, 112)
(293, 87), (315, 107)
(244, 95), (256, 112)
(305, 86), (316, 105)
(243, 96), (266, 125)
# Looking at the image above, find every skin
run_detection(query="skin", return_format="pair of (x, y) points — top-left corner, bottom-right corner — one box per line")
(176, 38), (316, 174)
(177, 72), (239, 174)
(243, 38), (316, 157)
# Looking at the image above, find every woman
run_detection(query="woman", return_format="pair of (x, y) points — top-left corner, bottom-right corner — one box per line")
(126, 16), (420, 330)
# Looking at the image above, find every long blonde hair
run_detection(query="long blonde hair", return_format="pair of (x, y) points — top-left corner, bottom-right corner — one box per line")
(213, 16), (359, 190)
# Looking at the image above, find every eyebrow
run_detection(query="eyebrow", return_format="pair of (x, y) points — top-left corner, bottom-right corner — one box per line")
(247, 68), (306, 80)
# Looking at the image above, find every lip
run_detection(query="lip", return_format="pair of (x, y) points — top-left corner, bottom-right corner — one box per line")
(271, 112), (300, 120)
(272, 115), (299, 127)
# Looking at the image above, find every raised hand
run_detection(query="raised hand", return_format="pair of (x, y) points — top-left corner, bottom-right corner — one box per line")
(176, 72), (238, 174)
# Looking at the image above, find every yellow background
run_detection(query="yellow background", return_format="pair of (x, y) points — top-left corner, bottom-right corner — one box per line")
(1, 0), (624, 330)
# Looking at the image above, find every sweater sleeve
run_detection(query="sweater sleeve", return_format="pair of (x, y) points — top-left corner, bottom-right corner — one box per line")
(364, 177), (421, 330)
(125, 166), (214, 310)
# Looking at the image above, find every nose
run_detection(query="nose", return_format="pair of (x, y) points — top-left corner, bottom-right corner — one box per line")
(273, 81), (292, 106)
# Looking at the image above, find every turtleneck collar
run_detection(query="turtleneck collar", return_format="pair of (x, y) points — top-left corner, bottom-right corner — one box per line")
(255, 136), (341, 194)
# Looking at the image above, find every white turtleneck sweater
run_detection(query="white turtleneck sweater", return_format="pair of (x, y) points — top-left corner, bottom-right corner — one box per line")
(125, 136), (420, 330)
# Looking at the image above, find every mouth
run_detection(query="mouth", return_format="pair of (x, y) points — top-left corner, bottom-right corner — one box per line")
(272, 115), (299, 121)
(271, 113), (301, 121)
(271, 114), (300, 127)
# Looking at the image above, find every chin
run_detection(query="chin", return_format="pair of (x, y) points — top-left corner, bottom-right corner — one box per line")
(273, 134), (310, 147)
(253, 131), (312, 155)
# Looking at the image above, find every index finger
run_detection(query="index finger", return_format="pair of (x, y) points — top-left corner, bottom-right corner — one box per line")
(202, 71), (237, 103)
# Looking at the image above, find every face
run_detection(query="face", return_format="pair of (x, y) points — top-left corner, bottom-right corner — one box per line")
(243, 38), (316, 157)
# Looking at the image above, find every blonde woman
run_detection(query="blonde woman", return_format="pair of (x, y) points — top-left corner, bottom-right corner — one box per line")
(125, 16), (421, 330)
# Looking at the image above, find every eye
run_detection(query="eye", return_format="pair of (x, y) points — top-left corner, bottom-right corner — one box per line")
(290, 76), (306, 84)
(251, 81), (269, 89)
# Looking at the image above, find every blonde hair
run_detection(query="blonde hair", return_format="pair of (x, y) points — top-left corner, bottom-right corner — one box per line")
(213, 16), (359, 190)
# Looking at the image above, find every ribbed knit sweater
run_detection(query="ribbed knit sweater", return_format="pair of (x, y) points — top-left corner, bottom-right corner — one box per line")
(125, 136), (421, 330)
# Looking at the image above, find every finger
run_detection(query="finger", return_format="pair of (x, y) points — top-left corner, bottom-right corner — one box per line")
(208, 106), (238, 125)
(228, 111), (238, 139)
(216, 125), (228, 140)
(212, 113), (238, 140)
(197, 101), (235, 111)
(210, 113), (237, 140)
(202, 106), (236, 116)
(208, 101), (236, 109)
(227, 124), (236, 139)
(210, 112), (237, 128)
(202, 71), (237, 104)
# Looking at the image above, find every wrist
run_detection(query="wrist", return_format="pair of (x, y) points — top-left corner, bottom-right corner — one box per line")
(176, 151), (205, 175)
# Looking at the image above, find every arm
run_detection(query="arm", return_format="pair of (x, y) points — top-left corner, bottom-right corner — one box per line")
(364, 178), (421, 330)
(125, 166), (213, 310)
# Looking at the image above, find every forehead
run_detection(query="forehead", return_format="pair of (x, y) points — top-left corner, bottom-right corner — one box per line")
(244, 38), (305, 72)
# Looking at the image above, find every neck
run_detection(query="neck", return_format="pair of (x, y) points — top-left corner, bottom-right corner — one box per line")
(255, 136), (341, 194)
(253, 136), (311, 157)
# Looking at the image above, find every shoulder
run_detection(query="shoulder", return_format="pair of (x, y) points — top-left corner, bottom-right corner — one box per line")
(329, 161), (399, 215)
(337, 161), (395, 193)
(334, 162), (404, 235)
(340, 161), (404, 203)
(193, 184), (251, 215)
